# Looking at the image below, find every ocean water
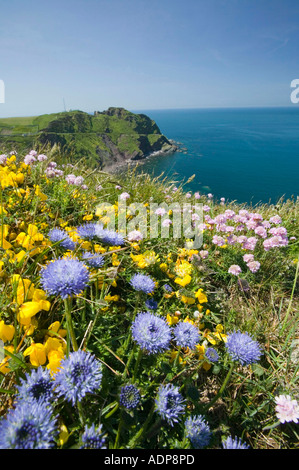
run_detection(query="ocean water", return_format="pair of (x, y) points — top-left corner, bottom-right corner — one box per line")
(134, 107), (299, 205)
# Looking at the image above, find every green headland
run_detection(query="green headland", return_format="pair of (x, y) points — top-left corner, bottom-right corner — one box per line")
(0, 107), (177, 169)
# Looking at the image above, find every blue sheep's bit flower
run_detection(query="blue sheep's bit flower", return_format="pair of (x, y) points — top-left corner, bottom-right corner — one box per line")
(155, 383), (185, 426)
(184, 415), (212, 449)
(54, 350), (103, 405)
(222, 435), (250, 449)
(80, 423), (107, 449)
(16, 367), (55, 405)
(131, 311), (171, 354)
(225, 330), (262, 366)
(129, 273), (155, 294)
(48, 228), (76, 251)
(0, 400), (57, 449)
(172, 321), (200, 350)
(81, 251), (105, 268)
(119, 385), (141, 410)
(40, 257), (90, 299)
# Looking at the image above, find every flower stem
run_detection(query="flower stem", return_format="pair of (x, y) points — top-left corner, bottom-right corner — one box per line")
(64, 297), (78, 354)
(204, 361), (235, 412)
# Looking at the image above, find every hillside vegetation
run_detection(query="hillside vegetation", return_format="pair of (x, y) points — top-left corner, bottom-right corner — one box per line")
(0, 108), (176, 169)
(0, 147), (298, 449)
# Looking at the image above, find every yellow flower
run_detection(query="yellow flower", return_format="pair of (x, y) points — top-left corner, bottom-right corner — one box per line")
(0, 345), (14, 374)
(34, 185), (48, 201)
(180, 294), (196, 305)
(12, 276), (35, 305)
(47, 321), (67, 338)
(174, 260), (192, 277)
(0, 321), (15, 342)
(174, 274), (192, 287)
(24, 343), (47, 366)
(195, 289), (208, 304)
(166, 314), (180, 326)
(47, 349), (64, 376)
(18, 289), (51, 322)
(0, 224), (12, 250)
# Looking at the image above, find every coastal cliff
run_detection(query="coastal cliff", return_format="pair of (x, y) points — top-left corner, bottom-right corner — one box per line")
(0, 107), (177, 169)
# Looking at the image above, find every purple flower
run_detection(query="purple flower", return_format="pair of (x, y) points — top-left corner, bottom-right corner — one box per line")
(54, 350), (103, 405)
(205, 347), (219, 363)
(24, 154), (36, 165)
(275, 395), (299, 424)
(80, 423), (106, 449)
(81, 251), (105, 268)
(16, 367), (54, 405)
(131, 312), (171, 354)
(130, 273), (155, 294)
(225, 330), (262, 365)
(173, 322), (200, 350)
(0, 400), (57, 449)
(40, 257), (90, 299)
(155, 384), (185, 426)
(77, 223), (100, 240)
(48, 228), (76, 251)
(185, 415), (211, 448)
(119, 385), (141, 409)
(222, 436), (250, 449)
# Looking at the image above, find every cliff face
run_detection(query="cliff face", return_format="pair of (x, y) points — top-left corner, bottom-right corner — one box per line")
(36, 107), (177, 168)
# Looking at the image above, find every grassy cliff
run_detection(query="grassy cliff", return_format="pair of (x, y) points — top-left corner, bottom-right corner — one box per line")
(0, 108), (177, 168)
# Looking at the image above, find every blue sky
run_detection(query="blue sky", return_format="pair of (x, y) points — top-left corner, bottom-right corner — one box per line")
(0, 0), (298, 117)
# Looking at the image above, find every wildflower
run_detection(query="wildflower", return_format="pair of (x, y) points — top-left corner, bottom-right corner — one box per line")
(74, 176), (84, 186)
(24, 343), (47, 367)
(130, 273), (155, 294)
(222, 436), (250, 449)
(0, 154), (7, 165)
(48, 228), (76, 251)
(195, 288), (208, 304)
(97, 228), (125, 246)
(16, 367), (55, 404)
(163, 284), (173, 293)
(127, 230), (143, 242)
(119, 385), (141, 409)
(270, 215), (282, 224)
(145, 298), (158, 310)
(65, 174), (77, 184)
(37, 154), (47, 162)
(185, 415), (211, 448)
(54, 350), (103, 405)
(173, 321), (200, 350)
(0, 321), (15, 343)
(199, 250), (209, 259)
(40, 257), (90, 299)
(81, 251), (105, 268)
(76, 223), (99, 240)
(80, 424), (106, 449)
(274, 395), (299, 424)
(119, 192), (130, 200)
(228, 265), (242, 276)
(205, 347), (219, 363)
(225, 330), (262, 365)
(131, 312), (171, 354)
(247, 260), (261, 273)
(155, 207), (167, 216)
(24, 154), (36, 165)
(243, 254), (254, 263)
(155, 384), (185, 426)
(0, 400), (57, 449)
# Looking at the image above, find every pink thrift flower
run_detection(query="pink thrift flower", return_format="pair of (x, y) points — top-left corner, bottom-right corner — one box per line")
(127, 230), (143, 242)
(275, 395), (299, 424)
(65, 174), (77, 184)
(270, 215), (282, 224)
(243, 254), (254, 263)
(194, 192), (201, 199)
(185, 192), (192, 198)
(24, 154), (36, 165)
(155, 207), (167, 216)
(228, 265), (242, 276)
(212, 235), (226, 246)
(119, 192), (130, 200)
(255, 226), (267, 238)
(203, 205), (210, 212)
(0, 154), (7, 165)
(199, 250), (209, 259)
(207, 193), (213, 199)
(247, 261), (261, 273)
(29, 150), (37, 156)
(37, 154), (47, 162)
(162, 218), (172, 227)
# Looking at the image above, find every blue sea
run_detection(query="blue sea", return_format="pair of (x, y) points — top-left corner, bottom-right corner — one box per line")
(134, 107), (299, 205)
